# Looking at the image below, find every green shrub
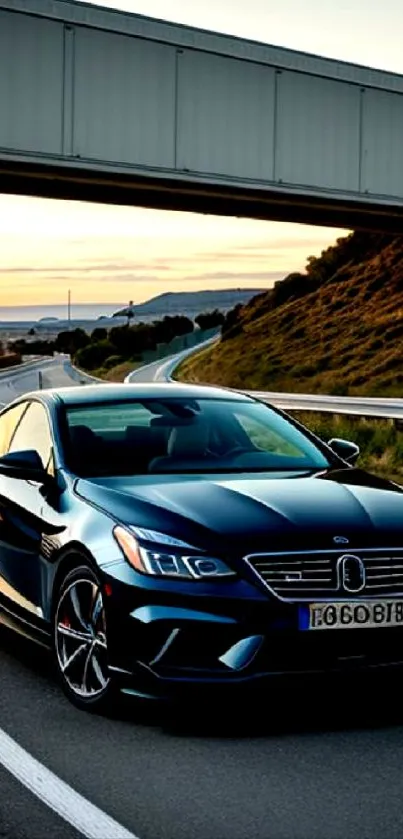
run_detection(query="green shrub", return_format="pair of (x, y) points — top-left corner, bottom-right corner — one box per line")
(102, 354), (125, 370)
(0, 352), (21, 369)
(74, 340), (115, 370)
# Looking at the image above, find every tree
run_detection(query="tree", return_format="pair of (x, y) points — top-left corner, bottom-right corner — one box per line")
(171, 315), (194, 336)
(9, 338), (54, 356)
(55, 328), (90, 354)
(91, 327), (107, 343)
(221, 304), (244, 341)
(74, 339), (115, 370)
(195, 309), (225, 330)
(153, 316), (194, 345)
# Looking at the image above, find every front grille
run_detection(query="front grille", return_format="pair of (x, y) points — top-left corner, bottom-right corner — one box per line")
(364, 556), (403, 595)
(247, 550), (403, 601)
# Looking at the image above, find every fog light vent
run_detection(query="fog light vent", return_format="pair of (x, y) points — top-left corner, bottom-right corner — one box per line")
(219, 635), (264, 670)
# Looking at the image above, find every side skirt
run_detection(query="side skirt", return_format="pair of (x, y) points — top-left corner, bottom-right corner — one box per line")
(0, 596), (52, 650)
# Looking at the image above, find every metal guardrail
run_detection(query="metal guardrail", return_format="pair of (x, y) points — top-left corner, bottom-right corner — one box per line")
(136, 339), (403, 421)
(151, 342), (403, 420)
(0, 355), (56, 380)
(153, 335), (402, 420)
(64, 361), (104, 385)
(3, 348), (403, 423)
(243, 391), (403, 420)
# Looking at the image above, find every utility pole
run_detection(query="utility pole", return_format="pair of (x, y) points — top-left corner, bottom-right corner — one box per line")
(67, 289), (71, 329)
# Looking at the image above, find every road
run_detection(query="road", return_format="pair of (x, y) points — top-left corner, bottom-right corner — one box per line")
(4, 349), (403, 422)
(0, 356), (84, 404)
(125, 344), (403, 421)
(125, 335), (219, 384)
(2, 627), (403, 839)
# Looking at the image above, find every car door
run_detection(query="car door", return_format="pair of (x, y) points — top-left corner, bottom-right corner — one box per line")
(0, 399), (59, 629)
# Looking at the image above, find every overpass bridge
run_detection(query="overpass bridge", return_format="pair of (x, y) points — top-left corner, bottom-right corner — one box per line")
(1, 0), (403, 231)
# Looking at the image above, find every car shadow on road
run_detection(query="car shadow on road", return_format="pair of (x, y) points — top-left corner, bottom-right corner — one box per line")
(117, 669), (403, 741)
(2, 626), (402, 740)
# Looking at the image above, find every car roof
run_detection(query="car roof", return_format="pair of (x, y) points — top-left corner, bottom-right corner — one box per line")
(12, 382), (253, 407)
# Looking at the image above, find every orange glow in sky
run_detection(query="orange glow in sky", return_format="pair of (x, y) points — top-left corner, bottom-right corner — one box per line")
(0, 194), (347, 306)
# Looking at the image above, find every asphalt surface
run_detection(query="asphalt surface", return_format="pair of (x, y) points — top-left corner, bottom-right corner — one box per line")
(124, 355), (173, 383)
(125, 335), (219, 384)
(2, 624), (403, 839)
(124, 355), (184, 384)
(0, 762), (84, 839)
(0, 357), (79, 404)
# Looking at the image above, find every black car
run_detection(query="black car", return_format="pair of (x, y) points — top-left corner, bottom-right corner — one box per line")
(0, 381), (402, 712)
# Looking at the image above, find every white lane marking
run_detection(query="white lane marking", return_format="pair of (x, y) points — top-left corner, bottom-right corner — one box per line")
(0, 727), (137, 839)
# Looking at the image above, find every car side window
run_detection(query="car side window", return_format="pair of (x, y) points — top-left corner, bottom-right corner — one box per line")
(8, 401), (54, 475)
(0, 402), (29, 457)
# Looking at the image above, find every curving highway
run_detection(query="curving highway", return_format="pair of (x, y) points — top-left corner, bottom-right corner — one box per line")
(125, 335), (219, 385)
(0, 356), (86, 405)
(125, 343), (403, 421)
(3, 347), (403, 422)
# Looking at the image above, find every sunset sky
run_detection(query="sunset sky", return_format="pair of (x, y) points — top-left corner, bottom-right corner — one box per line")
(1, 0), (402, 308)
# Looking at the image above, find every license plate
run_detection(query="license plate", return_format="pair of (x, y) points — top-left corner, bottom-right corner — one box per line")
(300, 600), (403, 630)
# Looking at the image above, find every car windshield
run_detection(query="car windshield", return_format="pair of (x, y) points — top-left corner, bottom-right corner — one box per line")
(64, 397), (331, 477)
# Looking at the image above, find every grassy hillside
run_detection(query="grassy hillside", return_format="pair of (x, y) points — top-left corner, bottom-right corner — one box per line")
(177, 232), (403, 397)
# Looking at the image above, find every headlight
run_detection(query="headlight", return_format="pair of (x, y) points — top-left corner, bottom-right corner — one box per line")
(113, 526), (235, 579)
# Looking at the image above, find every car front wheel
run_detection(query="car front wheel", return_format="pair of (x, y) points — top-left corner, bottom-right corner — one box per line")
(53, 563), (117, 713)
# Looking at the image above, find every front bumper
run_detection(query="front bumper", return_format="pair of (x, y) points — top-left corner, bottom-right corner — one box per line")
(102, 561), (403, 698)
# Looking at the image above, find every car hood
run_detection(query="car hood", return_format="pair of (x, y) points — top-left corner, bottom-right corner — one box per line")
(74, 467), (403, 555)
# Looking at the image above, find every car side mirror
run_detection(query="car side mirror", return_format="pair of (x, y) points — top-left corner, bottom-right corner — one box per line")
(327, 438), (360, 465)
(0, 449), (49, 483)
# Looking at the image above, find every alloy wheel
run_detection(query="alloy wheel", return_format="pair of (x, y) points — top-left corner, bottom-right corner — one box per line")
(55, 577), (110, 699)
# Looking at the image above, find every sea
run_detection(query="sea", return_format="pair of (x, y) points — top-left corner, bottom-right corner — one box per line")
(0, 304), (122, 322)
(0, 304), (139, 340)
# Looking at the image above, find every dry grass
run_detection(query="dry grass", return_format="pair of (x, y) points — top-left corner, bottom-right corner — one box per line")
(95, 361), (140, 382)
(288, 412), (403, 484)
(177, 232), (403, 398)
(175, 232), (403, 483)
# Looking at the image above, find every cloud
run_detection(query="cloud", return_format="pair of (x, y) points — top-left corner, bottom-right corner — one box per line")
(0, 255), (275, 278)
(0, 262), (153, 275)
(0, 263), (285, 287)
(226, 236), (345, 252)
(0, 234), (322, 281)
(180, 270), (284, 283)
(0, 233), (325, 300)
(50, 271), (280, 285)
(83, 274), (165, 284)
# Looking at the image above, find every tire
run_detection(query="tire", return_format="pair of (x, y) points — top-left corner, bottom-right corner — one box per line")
(53, 562), (118, 713)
